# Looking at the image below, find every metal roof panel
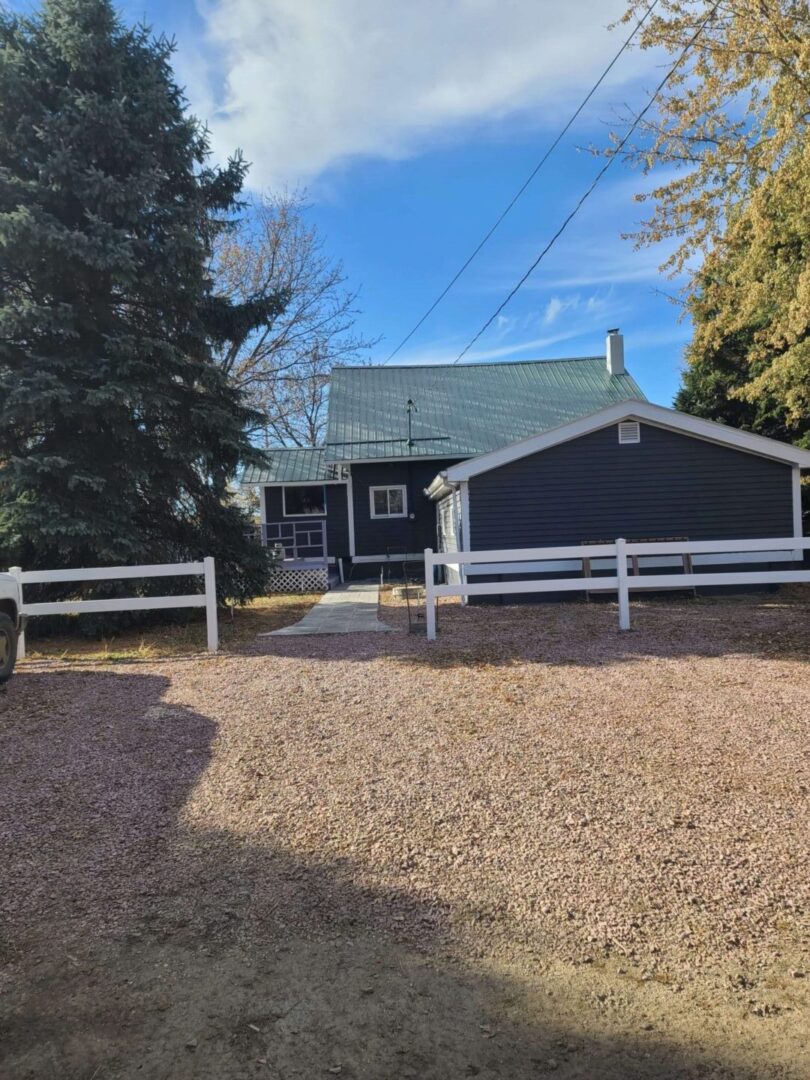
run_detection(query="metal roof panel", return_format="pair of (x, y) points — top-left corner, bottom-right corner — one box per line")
(324, 357), (646, 461)
(241, 448), (342, 485)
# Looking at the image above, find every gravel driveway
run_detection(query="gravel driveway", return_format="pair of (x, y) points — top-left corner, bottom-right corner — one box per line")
(1, 594), (808, 1079)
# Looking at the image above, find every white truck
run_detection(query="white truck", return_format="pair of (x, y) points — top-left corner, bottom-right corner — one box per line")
(0, 572), (24, 683)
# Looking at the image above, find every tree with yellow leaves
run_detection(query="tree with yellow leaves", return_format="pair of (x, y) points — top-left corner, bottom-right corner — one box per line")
(618, 1), (809, 444)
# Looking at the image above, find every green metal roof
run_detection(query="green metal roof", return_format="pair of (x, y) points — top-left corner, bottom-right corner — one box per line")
(325, 357), (646, 461)
(241, 448), (341, 485)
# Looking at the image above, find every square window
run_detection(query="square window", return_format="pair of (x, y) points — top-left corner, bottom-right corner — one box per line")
(369, 485), (408, 519)
(283, 485), (326, 516)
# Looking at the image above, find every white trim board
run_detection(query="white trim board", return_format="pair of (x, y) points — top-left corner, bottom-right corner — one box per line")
(352, 553), (425, 563)
(259, 479), (347, 487)
(792, 465), (803, 538)
(442, 399), (810, 482)
(346, 468), (357, 557)
(326, 453), (458, 466)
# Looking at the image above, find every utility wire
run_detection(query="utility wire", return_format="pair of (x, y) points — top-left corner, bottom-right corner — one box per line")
(453, 0), (720, 365)
(382, 0), (660, 366)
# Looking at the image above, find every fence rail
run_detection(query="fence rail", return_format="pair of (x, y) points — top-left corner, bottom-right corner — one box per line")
(424, 537), (810, 640)
(8, 558), (218, 657)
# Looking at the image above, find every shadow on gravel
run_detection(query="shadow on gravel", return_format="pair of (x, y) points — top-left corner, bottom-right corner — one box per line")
(0, 668), (800, 1079)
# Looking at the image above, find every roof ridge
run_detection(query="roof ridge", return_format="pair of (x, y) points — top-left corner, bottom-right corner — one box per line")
(335, 355), (610, 373)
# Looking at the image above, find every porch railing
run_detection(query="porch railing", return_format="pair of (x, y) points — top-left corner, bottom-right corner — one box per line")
(247, 520), (327, 562)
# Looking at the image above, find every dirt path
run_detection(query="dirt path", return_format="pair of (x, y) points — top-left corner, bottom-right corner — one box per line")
(1, 596), (808, 1078)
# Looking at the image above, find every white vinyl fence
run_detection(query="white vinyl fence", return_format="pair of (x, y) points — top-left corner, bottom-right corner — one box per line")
(424, 537), (810, 640)
(8, 557), (218, 657)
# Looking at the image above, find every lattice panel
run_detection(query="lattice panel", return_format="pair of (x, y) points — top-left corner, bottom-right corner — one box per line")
(267, 567), (329, 594)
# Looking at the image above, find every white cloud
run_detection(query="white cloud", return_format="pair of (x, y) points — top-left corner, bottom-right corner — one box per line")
(182, 0), (655, 188)
(543, 297), (564, 324)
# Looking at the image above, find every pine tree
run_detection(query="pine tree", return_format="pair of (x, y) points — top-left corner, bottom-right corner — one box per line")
(0, 0), (282, 603)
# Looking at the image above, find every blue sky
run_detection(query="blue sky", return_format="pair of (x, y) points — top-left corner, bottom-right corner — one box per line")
(38, 0), (695, 403)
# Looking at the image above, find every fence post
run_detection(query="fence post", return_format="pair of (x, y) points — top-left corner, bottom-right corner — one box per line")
(424, 548), (437, 641)
(203, 557), (219, 652)
(616, 538), (630, 630)
(10, 566), (25, 659)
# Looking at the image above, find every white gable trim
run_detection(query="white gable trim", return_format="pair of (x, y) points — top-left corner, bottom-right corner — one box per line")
(444, 399), (810, 481)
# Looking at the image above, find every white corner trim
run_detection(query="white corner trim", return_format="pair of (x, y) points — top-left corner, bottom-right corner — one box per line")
(792, 466), (803, 535)
(792, 465), (803, 559)
(444, 399), (810, 481)
(346, 468), (356, 557)
(459, 480), (471, 551)
(259, 485), (267, 525)
(459, 480), (471, 607)
(369, 484), (408, 519)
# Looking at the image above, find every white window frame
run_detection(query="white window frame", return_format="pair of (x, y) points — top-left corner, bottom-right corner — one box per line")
(282, 484), (327, 518)
(369, 485), (408, 520)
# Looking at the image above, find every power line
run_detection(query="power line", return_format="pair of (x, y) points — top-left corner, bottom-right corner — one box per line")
(382, 0), (660, 366)
(453, 0), (720, 365)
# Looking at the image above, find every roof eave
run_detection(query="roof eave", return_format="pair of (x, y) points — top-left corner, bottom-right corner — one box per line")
(445, 400), (810, 481)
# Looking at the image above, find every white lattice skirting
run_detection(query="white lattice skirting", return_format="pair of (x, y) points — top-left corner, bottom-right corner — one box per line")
(267, 566), (330, 594)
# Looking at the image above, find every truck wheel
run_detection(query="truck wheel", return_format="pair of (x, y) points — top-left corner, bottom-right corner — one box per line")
(0, 613), (17, 683)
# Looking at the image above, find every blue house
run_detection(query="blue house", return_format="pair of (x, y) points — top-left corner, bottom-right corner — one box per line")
(241, 332), (809, 588)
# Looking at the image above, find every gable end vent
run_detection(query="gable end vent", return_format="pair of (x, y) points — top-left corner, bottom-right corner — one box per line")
(618, 420), (641, 445)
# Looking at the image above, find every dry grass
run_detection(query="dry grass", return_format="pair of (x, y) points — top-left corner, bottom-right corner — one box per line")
(21, 592), (320, 662)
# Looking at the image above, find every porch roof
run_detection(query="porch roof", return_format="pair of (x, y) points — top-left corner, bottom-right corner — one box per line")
(241, 448), (343, 485)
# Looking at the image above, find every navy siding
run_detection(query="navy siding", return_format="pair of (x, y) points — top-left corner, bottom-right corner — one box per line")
(262, 484), (350, 557)
(469, 423), (794, 548)
(351, 459), (461, 557)
(325, 485), (350, 555)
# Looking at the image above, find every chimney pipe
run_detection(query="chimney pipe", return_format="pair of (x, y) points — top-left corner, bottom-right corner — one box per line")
(606, 329), (624, 376)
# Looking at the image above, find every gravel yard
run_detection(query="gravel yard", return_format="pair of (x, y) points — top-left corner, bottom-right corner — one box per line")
(2, 592), (809, 1079)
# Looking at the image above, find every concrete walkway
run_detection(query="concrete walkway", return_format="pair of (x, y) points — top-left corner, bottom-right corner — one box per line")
(264, 583), (394, 636)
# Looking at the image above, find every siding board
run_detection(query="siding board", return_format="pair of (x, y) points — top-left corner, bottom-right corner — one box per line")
(350, 459), (461, 556)
(262, 484), (350, 557)
(469, 423), (794, 549)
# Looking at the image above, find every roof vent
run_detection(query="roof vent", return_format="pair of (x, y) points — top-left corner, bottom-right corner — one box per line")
(606, 329), (625, 375)
(618, 420), (640, 444)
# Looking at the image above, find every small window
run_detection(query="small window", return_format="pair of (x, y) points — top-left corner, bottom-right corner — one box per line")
(283, 485), (326, 516)
(369, 485), (408, 519)
(618, 421), (641, 445)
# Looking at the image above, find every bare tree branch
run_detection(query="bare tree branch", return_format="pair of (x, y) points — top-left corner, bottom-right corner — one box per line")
(211, 190), (378, 445)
